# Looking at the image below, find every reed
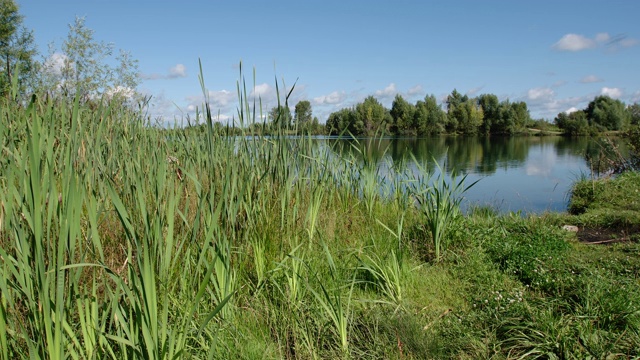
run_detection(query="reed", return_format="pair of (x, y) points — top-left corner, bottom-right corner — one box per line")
(1, 62), (636, 359)
(412, 159), (478, 261)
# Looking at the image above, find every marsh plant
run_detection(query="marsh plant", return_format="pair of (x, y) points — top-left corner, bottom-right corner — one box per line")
(1, 62), (638, 359)
(412, 160), (478, 261)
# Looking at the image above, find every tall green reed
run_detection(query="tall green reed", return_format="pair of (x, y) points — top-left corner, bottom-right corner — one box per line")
(411, 159), (478, 261)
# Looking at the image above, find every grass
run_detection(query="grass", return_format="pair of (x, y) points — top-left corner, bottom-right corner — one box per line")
(0, 65), (639, 359)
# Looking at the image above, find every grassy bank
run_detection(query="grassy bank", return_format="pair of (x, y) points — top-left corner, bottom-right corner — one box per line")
(1, 76), (639, 359)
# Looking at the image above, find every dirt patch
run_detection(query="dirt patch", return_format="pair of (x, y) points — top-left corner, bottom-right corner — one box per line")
(578, 225), (640, 244)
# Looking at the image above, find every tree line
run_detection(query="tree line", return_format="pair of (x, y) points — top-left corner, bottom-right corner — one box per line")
(325, 90), (534, 136)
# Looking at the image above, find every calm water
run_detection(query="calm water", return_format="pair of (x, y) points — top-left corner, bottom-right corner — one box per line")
(320, 136), (611, 214)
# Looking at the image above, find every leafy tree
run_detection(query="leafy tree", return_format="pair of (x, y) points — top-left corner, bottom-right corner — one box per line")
(111, 49), (140, 99)
(586, 95), (630, 131)
(269, 104), (292, 130)
(509, 101), (530, 133)
(326, 107), (357, 135)
(628, 103), (640, 126)
(495, 101), (516, 134)
(308, 116), (323, 135)
(555, 110), (589, 135)
(294, 100), (312, 130)
(477, 94), (500, 134)
(0, 0), (36, 97)
(446, 89), (468, 111)
(445, 89), (469, 133)
(414, 95), (446, 135)
(390, 94), (415, 135)
(355, 96), (390, 136)
(455, 99), (484, 134)
(40, 16), (139, 102)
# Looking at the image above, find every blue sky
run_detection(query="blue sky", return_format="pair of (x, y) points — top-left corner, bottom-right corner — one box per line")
(19, 0), (640, 125)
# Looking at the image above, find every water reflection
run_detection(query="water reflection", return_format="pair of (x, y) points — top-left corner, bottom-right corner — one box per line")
(320, 136), (617, 213)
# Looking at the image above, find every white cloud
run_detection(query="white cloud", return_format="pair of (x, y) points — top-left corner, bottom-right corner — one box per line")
(374, 83), (397, 99)
(169, 64), (187, 78)
(525, 152), (556, 177)
(141, 63), (188, 80)
(185, 89), (237, 114)
(580, 75), (603, 83)
(601, 87), (622, 98)
(521, 86), (592, 119)
(527, 87), (555, 101)
(251, 83), (272, 98)
(407, 85), (423, 96)
(595, 33), (610, 43)
(208, 89), (235, 106)
(552, 32), (638, 52)
(565, 107), (579, 114)
(552, 34), (597, 51)
(313, 91), (346, 105)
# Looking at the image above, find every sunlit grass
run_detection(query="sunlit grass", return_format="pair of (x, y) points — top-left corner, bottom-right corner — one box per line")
(0, 62), (638, 359)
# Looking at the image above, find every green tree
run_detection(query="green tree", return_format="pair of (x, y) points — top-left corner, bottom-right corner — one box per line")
(41, 16), (139, 102)
(555, 110), (589, 135)
(294, 100), (312, 131)
(586, 95), (630, 131)
(477, 94), (500, 134)
(355, 96), (390, 136)
(0, 0), (36, 97)
(446, 89), (468, 111)
(269, 104), (292, 130)
(628, 103), (640, 126)
(509, 101), (530, 133)
(456, 99), (484, 134)
(414, 95), (446, 135)
(326, 107), (357, 135)
(390, 94), (415, 135)
(445, 89), (469, 133)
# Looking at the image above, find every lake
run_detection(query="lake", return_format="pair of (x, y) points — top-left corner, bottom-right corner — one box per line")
(317, 136), (615, 214)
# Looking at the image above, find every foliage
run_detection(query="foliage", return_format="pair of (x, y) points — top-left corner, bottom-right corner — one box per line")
(586, 95), (630, 131)
(629, 103), (640, 126)
(555, 109), (591, 136)
(326, 107), (357, 135)
(268, 104), (292, 130)
(0, 0), (36, 97)
(414, 94), (447, 135)
(412, 162), (478, 261)
(292, 99), (314, 133)
(390, 94), (415, 135)
(355, 95), (391, 136)
(477, 93), (500, 134)
(328, 89), (536, 136)
(555, 96), (634, 135)
(38, 16), (140, 102)
(2, 63), (640, 359)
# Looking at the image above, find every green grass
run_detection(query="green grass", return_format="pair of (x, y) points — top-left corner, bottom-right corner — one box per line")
(567, 171), (640, 235)
(0, 66), (639, 359)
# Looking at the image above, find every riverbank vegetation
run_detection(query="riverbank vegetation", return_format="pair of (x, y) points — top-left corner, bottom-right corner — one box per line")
(2, 67), (640, 358)
(2, 3), (640, 358)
